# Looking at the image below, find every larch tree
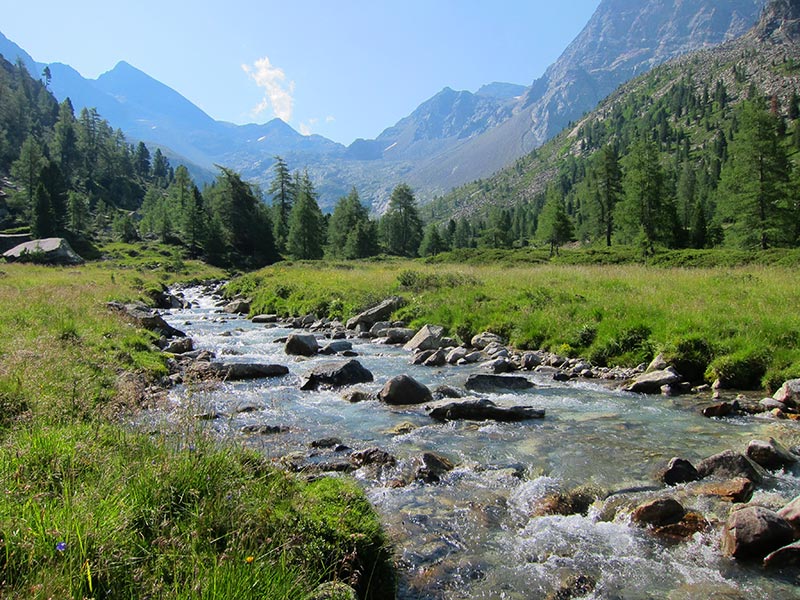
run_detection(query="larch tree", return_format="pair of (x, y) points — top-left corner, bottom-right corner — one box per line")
(287, 172), (324, 260)
(268, 156), (294, 254)
(380, 183), (423, 257)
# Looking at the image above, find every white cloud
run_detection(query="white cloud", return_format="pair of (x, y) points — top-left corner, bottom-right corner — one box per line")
(299, 118), (319, 136)
(325, 115), (336, 123)
(242, 56), (295, 122)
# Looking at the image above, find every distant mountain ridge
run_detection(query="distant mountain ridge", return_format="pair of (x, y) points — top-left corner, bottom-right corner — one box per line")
(0, 1), (768, 212)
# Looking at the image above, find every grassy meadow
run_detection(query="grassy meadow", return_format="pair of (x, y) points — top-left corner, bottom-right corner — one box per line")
(0, 244), (394, 599)
(227, 251), (800, 391)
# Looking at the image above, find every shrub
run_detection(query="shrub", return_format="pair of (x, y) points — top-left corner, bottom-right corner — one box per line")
(662, 337), (716, 383)
(707, 348), (772, 390)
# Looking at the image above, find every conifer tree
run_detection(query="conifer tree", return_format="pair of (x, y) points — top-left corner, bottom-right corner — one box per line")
(268, 156), (294, 253)
(379, 184), (423, 256)
(717, 100), (791, 249)
(326, 188), (376, 259)
(419, 223), (445, 256)
(287, 172), (324, 260)
(536, 186), (574, 256)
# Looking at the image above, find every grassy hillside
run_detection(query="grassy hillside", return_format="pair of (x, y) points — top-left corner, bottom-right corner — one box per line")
(227, 253), (800, 391)
(0, 247), (394, 599)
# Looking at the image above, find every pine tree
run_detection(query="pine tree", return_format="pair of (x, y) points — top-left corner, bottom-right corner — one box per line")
(536, 186), (574, 256)
(419, 223), (445, 256)
(268, 156), (294, 253)
(31, 183), (54, 238)
(10, 135), (45, 218)
(326, 188), (376, 259)
(379, 184), (423, 257)
(717, 100), (791, 249)
(287, 173), (324, 260)
(588, 145), (622, 246)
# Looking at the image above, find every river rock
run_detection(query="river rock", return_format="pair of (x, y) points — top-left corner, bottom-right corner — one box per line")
(693, 477), (755, 503)
(251, 314), (278, 323)
(624, 367), (683, 394)
(404, 324), (445, 352)
(285, 333), (319, 356)
(213, 362), (289, 380)
(350, 447), (397, 468)
(241, 424), (289, 435)
(422, 348), (447, 367)
(346, 296), (404, 329)
(470, 332), (505, 350)
(319, 340), (353, 355)
(764, 540), (800, 569)
(2, 237), (84, 265)
(546, 574), (596, 600)
(432, 385), (463, 399)
(369, 321), (391, 336)
(411, 349), (436, 365)
(379, 375), (432, 405)
(383, 328), (415, 345)
(300, 359), (374, 390)
(777, 495), (800, 537)
(696, 450), (767, 484)
(702, 401), (740, 418)
(773, 378), (800, 408)
(223, 299), (250, 314)
(721, 506), (794, 560)
(534, 485), (605, 517)
(646, 353), (669, 373)
(383, 421), (419, 435)
(428, 398), (545, 422)
(655, 512), (710, 540)
(446, 347), (468, 364)
(342, 389), (373, 403)
(746, 437), (798, 471)
(480, 357), (517, 373)
(520, 352), (543, 370)
(760, 397), (787, 412)
(632, 497), (686, 527)
(464, 374), (534, 393)
(107, 302), (185, 339)
(414, 452), (455, 483)
(661, 457), (700, 486)
(163, 337), (193, 354)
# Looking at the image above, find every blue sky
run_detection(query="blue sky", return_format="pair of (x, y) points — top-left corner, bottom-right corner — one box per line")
(4, 0), (601, 144)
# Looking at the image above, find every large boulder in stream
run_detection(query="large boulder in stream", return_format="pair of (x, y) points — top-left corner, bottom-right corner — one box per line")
(300, 359), (374, 390)
(746, 437), (798, 471)
(696, 450), (768, 484)
(428, 398), (544, 422)
(213, 362), (289, 381)
(285, 333), (319, 356)
(773, 378), (800, 408)
(404, 324), (445, 352)
(624, 367), (683, 394)
(379, 375), (432, 405)
(464, 374), (534, 393)
(721, 506), (794, 560)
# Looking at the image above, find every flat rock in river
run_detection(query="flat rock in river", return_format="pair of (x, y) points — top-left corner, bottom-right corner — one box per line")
(300, 359), (374, 390)
(428, 398), (544, 422)
(464, 374), (534, 392)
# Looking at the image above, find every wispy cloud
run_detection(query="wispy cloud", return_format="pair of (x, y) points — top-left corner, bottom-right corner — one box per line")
(299, 118), (319, 136)
(325, 116), (336, 123)
(242, 56), (295, 122)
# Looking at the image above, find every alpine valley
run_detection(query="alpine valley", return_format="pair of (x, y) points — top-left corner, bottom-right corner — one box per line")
(0, 0), (768, 211)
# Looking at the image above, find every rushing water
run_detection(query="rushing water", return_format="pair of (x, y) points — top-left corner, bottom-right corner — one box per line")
(146, 287), (800, 599)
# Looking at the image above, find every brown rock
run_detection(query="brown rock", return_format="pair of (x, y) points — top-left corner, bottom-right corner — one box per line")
(746, 437), (798, 471)
(777, 495), (800, 537)
(696, 450), (767, 484)
(694, 477), (755, 503)
(660, 457), (700, 486)
(378, 375), (432, 405)
(632, 497), (686, 527)
(764, 540), (800, 569)
(414, 452), (455, 483)
(655, 512), (710, 540)
(721, 506), (794, 560)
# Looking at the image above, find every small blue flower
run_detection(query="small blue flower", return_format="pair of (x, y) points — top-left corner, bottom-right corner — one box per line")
(56, 541), (67, 552)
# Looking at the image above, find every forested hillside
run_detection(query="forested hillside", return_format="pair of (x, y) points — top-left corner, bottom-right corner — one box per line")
(423, 1), (800, 255)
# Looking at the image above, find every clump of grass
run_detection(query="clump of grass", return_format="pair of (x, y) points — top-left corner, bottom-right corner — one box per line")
(0, 425), (393, 599)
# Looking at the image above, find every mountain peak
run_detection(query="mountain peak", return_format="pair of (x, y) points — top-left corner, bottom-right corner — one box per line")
(754, 0), (800, 41)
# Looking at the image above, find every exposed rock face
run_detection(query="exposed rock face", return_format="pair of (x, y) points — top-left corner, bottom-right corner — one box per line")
(3, 237), (84, 265)
(378, 375), (432, 405)
(428, 398), (545, 422)
(464, 374), (534, 392)
(300, 360), (374, 390)
(751, 0), (800, 43)
(346, 297), (403, 330)
(721, 506), (794, 560)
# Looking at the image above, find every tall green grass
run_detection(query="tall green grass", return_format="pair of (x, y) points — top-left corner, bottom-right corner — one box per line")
(228, 258), (800, 390)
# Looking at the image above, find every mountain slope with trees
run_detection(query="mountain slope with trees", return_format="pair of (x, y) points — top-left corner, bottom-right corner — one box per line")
(422, 0), (800, 254)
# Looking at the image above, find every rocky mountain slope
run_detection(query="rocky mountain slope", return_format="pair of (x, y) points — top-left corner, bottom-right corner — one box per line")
(0, 1), (768, 212)
(427, 0), (800, 222)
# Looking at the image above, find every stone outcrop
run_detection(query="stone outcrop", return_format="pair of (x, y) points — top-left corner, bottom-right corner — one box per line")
(2, 237), (84, 265)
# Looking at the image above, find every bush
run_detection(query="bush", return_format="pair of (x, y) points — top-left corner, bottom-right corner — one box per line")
(662, 336), (716, 383)
(590, 325), (653, 367)
(707, 348), (772, 390)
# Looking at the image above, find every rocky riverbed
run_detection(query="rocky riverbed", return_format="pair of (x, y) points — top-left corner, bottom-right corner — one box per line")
(125, 285), (800, 599)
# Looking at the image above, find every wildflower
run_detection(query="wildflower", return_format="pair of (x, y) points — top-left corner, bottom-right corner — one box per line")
(245, 556), (254, 564)
(56, 541), (67, 552)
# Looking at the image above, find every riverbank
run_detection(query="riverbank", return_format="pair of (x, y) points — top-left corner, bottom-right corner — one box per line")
(0, 248), (394, 599)
(225, 257), (800, 393)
